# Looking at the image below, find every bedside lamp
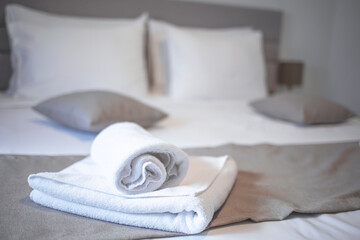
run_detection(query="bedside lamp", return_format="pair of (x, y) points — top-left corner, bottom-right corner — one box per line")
(278, 61), (304, 89)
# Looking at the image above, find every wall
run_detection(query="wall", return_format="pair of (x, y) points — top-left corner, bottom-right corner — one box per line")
(328, 0), (360, 115)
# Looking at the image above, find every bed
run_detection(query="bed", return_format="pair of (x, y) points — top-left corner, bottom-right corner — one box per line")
(1, 0), (360, 239)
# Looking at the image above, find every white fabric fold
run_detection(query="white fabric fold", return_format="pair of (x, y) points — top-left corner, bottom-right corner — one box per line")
(28, 155), (238, 234)
(27, 122), (238, 233)
(90, 122), (189, 194)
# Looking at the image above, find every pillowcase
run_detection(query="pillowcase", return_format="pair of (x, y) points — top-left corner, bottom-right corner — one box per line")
(148, 20), (266, 100)
(33, 91), (168, 132)
(6, 4), (148, 100)
(250, 93), (355, 124)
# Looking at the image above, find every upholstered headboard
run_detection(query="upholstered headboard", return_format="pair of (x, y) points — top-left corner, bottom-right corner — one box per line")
(0, 0), (282, 92)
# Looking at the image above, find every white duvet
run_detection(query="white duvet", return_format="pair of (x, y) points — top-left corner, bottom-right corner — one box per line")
(1, 94), (360, 239)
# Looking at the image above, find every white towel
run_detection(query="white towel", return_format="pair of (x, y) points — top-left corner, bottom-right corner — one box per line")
(90, 122), (189, 194)
(28, 155), (237, 234)
(28, 122), (238, 233)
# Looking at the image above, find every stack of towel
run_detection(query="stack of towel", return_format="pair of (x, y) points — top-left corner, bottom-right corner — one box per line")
(28, 122), (237, 234)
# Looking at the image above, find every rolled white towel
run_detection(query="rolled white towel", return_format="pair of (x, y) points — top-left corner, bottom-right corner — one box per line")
(90, 122), (189, 194)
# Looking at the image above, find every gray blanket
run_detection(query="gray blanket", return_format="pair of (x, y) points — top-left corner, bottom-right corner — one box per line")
(1, 142), (360, 239)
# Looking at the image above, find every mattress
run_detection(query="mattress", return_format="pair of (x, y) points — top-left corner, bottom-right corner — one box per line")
(1, 93), (360, 239)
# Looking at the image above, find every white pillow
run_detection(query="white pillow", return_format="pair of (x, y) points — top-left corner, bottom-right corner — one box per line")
(149, 20), (266, 100)
(6, 4), (148, 100)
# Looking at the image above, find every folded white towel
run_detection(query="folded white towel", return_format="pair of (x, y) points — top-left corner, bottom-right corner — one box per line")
(90, 122), (189, 194)
(28, 122), (238, 233)
(28, 155), (237, 234)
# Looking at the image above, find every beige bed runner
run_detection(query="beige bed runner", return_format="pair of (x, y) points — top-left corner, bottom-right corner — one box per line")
(185, 142), (360, 228)
(1, 142), (359, 239)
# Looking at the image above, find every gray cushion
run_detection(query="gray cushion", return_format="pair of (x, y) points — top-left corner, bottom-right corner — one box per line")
(33, 91), (167, 132)
(250, 93), (355, 124)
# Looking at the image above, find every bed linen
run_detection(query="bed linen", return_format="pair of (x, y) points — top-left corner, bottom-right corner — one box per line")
(5, 4), (148, 100)
(1, 94), (360, 239)
(1, 142), (360, 239)
(1, 95), (360, 155)
(149, 20), (267, 100)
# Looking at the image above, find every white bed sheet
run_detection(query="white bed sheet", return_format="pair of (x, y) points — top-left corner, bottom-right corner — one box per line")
(1, 94), (360, 239)
(1, 95), (360, 155)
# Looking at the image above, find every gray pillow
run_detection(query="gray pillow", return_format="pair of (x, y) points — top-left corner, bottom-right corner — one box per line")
(33, 91), (168, 132)
(250, 93), (355, 124)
